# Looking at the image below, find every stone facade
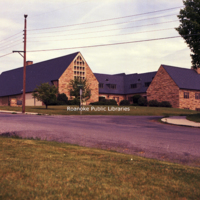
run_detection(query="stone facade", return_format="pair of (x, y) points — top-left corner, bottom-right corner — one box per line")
(179, 89), (200, 110)
(147, 65), (180, 108)
(59, 52), (99, 105)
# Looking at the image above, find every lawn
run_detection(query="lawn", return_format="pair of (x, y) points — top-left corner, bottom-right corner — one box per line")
(0, 137), (199, 200)
(0, 105), (199, 116)
(187, 113), (200, 123)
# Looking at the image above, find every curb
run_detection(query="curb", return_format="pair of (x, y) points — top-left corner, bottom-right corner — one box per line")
(0, 110), (39, 115)
(161, 116), (200, 128)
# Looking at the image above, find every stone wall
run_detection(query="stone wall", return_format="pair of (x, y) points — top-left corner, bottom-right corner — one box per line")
(179, 89), (200, 110)
(59, 52), (99, 105)
(147, 65), (179, 108)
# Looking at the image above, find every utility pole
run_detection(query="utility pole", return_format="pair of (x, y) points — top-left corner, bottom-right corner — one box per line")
(22, 14), (28, 113)
(13, 14), (28, 113)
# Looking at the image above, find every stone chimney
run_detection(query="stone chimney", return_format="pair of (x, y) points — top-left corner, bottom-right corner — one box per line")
(26, 61), (33, 66)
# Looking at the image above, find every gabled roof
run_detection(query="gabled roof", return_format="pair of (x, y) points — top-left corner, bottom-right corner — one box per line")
(94, 71), (157, 95)
(162, 65), (200, 90)
(0, 52), (79, 97)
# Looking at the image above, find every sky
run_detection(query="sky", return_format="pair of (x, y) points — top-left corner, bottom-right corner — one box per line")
(0, 0), (192, 75)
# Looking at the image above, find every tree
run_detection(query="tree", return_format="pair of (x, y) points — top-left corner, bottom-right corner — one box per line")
(32, 83), (58, 109)
(176, 0), (200, 69)
(68, 78), (91, 103)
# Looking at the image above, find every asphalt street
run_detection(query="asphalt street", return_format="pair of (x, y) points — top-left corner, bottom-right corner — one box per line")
(0, 113), (200, 165)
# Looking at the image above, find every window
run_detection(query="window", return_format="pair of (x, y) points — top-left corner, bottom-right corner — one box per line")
(130, 84), (137, 89)
(99, 83), (104, 88)
(184, 92), (189, 99)
(145, 82), (151, 87)
(110, 84), (116, 89)
(73, 56), (85, 80)
(195, 93), (200, 99)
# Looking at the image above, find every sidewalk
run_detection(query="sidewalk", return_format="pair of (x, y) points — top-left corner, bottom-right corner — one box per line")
(0, 110), (38, 115)
(161, 116), (200, 128)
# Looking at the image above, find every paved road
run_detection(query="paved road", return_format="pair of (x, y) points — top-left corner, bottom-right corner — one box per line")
(0, 113), (200, 165)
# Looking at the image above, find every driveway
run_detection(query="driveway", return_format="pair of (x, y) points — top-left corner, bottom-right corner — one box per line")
(0, 113), (200, 166)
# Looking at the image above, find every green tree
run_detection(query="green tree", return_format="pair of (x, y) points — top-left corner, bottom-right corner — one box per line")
(32, 83), (58, 109)
(68, 78), (91, 103)
(176, 0), (200, 69)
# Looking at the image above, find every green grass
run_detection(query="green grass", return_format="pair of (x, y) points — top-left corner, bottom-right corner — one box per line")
(0, 105), (199, 116)
(0, 137), (200, 200)
(187, 113), (200, 123)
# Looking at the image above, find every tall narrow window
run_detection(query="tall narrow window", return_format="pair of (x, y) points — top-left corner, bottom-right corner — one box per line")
(184, 92), (189, 99)
(195, 93), (200, 99)
(73, 56), (86, 80)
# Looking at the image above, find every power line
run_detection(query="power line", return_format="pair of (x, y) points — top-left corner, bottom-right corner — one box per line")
(28, 28), (175, 43)
(0, 42), (22, 51)
(0, 39), (22, 49)
(27, 34), (194, 53)
(28, 6), (182, 32)
(28, 13), (177, 35)
(0, 52), (13, 58)
(28, 20), (178, 39)
(0, 31), (22, 43)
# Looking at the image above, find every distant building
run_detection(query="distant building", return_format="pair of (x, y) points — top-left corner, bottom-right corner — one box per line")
(0, 52), (200, 110)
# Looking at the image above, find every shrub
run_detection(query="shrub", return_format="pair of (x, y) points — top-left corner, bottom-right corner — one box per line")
(138, 97), (148, 106)
(99, 96), (106, 101)
(148, 100), (160, 107)
(132, 95), (142, 104)
(90, 99), (117, 105)
(57, 93), (68, 105)
(160, 101), (172, 107)
(119, 100), (130, 106)
(68, 98), (80, 105)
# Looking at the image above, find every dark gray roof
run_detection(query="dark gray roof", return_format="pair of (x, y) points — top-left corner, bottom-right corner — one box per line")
(94, 71), (157, 95)
(162, 65), (200, 90)
(0, 52), (79, 97)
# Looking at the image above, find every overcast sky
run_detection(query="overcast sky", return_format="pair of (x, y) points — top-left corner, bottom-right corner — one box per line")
(0, 0), (191, 75)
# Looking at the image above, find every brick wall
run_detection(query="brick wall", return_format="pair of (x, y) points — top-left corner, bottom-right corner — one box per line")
(147, 65), (179, 108)
(179, 89), (200, 110)
(59, 52), (99, 105)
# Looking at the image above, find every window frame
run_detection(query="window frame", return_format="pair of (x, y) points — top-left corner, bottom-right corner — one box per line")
(184, 92), (189, 99)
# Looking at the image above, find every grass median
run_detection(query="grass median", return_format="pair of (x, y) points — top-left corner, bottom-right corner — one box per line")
(0, 137), (200, 200)
(0, 105), (199, 116)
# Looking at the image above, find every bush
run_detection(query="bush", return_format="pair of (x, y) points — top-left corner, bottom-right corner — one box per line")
(99, 96), (106, 101)
(138, 97), (148, 106)
(159, 101), (172, 107)
(90, 99), (117, 105)
(119, 100), (130, 106)
(132, 95), (142, 104)
(57, 93), (68, 105)
(68, 98), (80, 105)
(148, 100), (160, 107)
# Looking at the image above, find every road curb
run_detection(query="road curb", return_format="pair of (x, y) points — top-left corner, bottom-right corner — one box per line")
(161, 116), (200, 128)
